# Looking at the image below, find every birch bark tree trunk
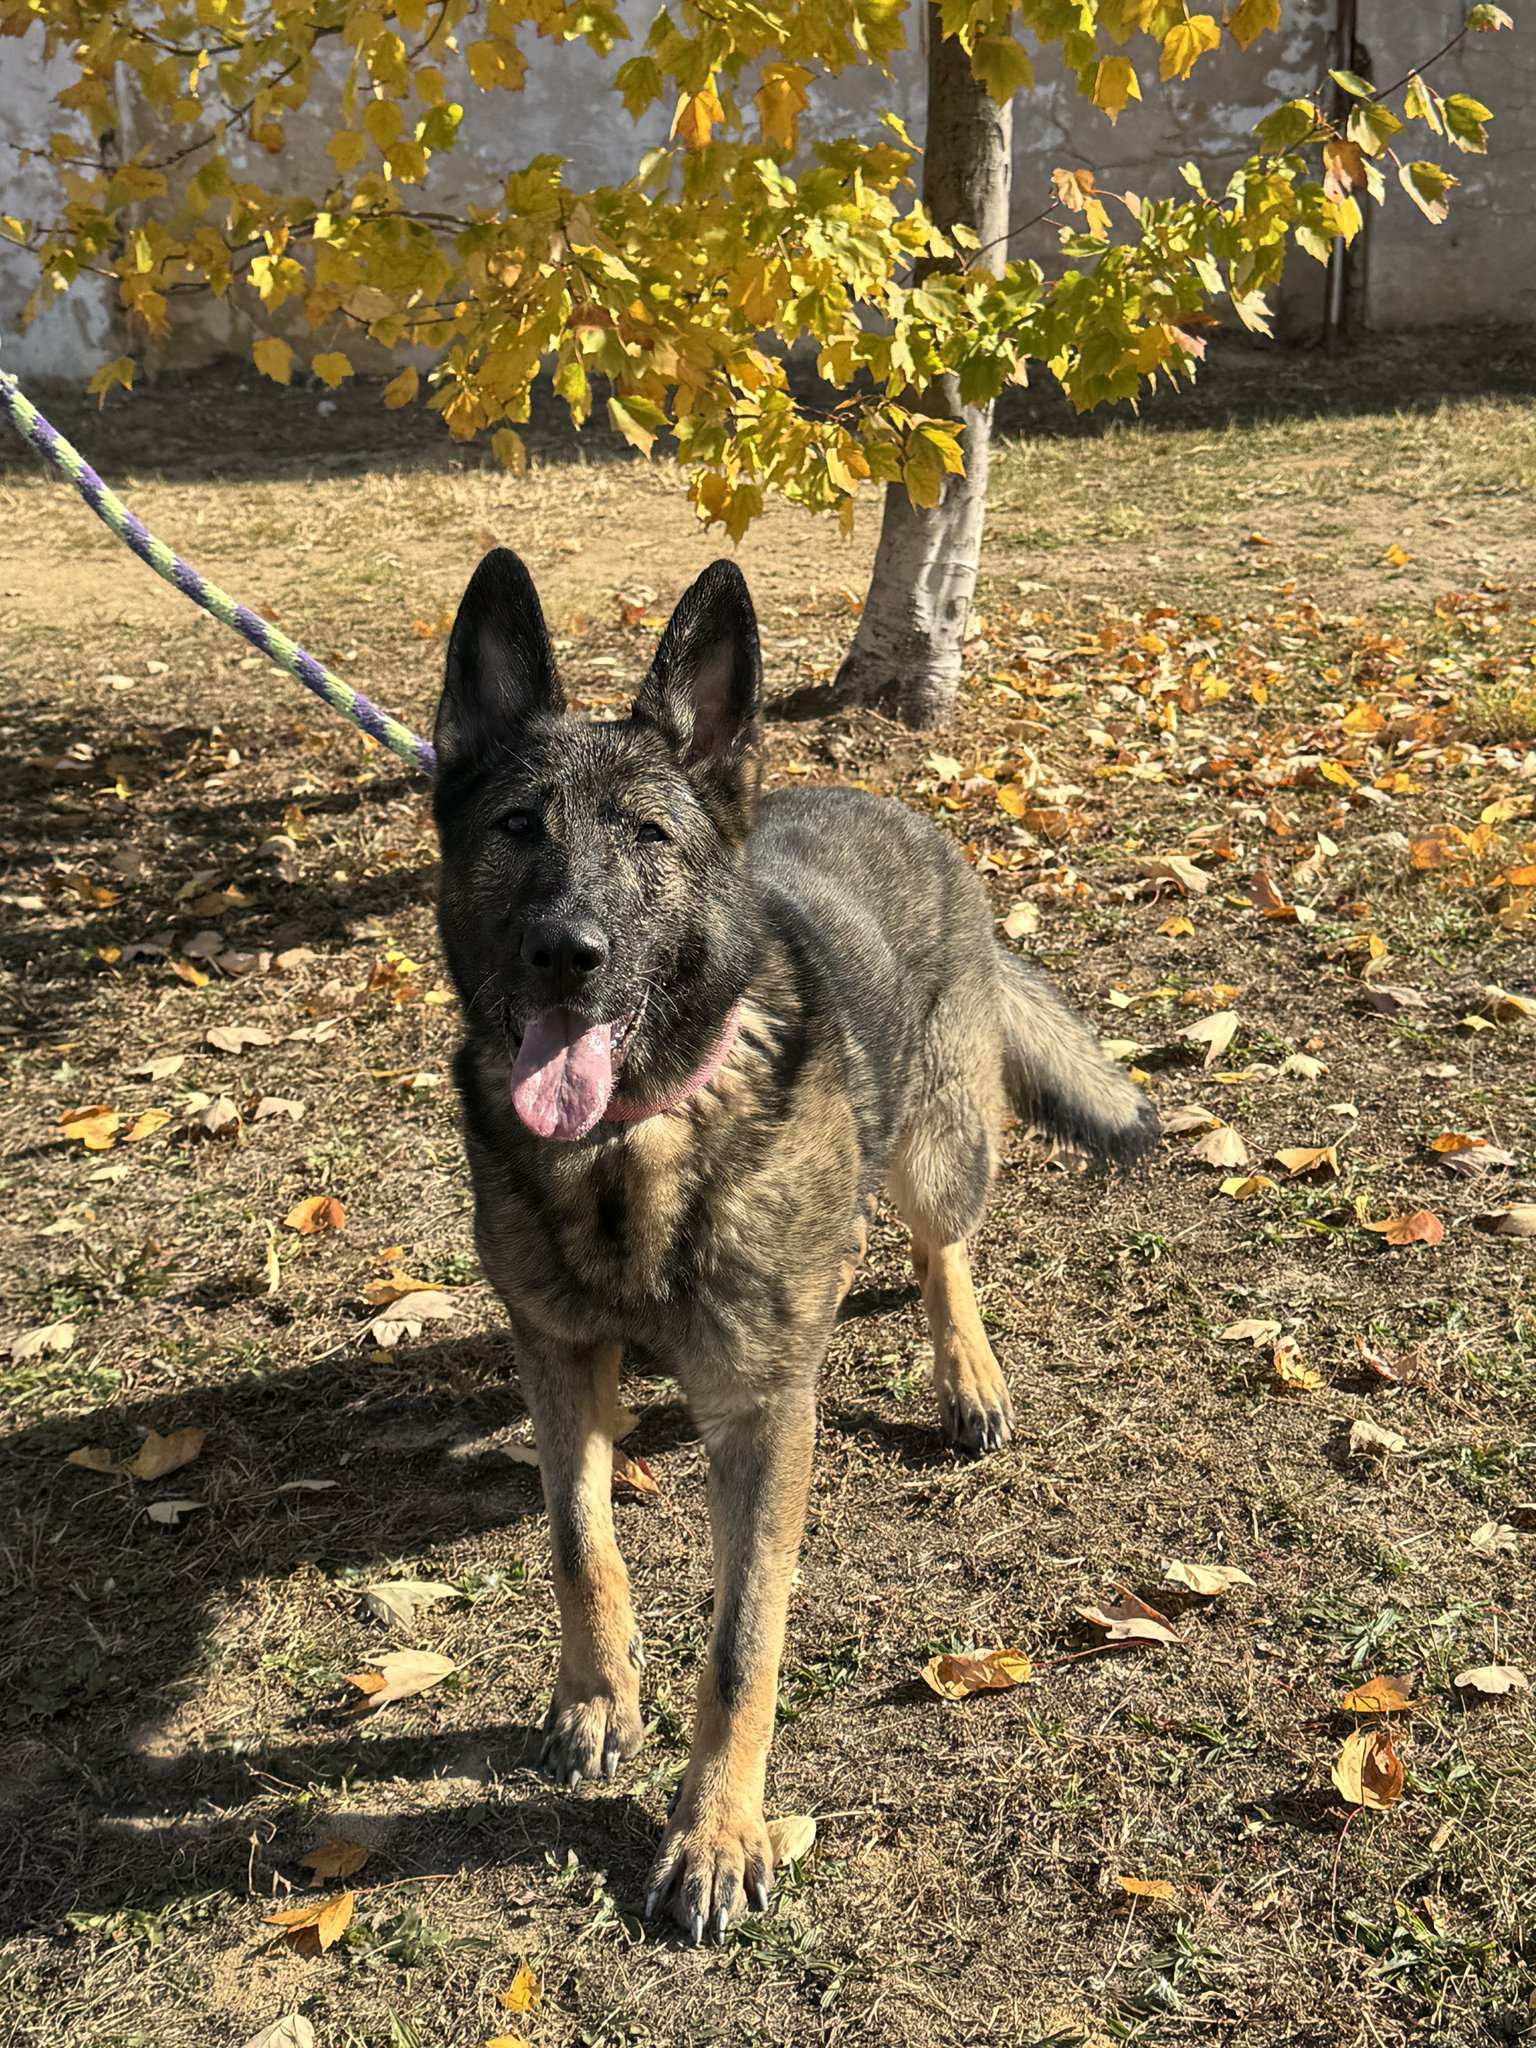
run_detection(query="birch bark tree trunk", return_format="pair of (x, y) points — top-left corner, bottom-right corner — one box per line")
(835, 7), (1013, 728)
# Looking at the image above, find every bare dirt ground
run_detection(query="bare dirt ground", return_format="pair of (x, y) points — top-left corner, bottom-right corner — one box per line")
(1, 329), (1534, 2048)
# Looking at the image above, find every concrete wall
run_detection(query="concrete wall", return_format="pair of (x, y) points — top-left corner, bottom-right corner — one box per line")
(0, 1), (1526, 383)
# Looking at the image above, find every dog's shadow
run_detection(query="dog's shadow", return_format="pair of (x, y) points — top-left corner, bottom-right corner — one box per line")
(0, 1334), (703, 1937)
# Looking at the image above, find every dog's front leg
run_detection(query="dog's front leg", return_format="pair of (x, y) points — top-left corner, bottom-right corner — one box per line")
(646, 1379), (815, 1943)
(521, 1339), (646, 1784)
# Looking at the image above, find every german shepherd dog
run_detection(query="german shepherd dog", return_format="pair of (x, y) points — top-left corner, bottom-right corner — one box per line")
(432, 548), (1155, 1943)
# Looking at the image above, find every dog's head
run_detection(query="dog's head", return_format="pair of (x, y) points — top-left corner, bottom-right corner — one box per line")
(432, 547), (762, 1141)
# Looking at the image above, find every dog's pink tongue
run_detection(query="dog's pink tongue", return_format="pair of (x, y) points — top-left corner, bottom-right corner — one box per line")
(511, 1007), (616, 1140)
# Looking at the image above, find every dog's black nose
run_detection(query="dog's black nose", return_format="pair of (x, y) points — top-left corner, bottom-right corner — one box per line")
(520, 918), (609, 981)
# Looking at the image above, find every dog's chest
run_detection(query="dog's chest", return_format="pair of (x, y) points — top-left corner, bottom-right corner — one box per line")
(540, 1115), (717, 1306)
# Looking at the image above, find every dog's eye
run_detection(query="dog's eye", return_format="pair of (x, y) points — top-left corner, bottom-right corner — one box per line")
(502, 809), (539, 842)
(637, 820), (669, 846)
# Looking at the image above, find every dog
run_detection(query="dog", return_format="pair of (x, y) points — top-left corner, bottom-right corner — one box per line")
(431, 547), (1156, 1943)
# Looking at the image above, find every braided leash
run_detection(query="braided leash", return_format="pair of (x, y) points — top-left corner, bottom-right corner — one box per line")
(0, 368), (437, 778)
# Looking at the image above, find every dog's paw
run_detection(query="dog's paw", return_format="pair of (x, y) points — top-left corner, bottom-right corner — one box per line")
(539, 1683), (644, 1787)
(936, 1346), (1015, 1457)
(644, 1801), (774, 1944)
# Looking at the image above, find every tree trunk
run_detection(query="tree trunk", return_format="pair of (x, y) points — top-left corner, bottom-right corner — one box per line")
(836, 7), (1013, 728)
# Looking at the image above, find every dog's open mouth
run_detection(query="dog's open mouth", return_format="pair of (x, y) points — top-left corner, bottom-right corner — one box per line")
(510, 998), (643, 1142)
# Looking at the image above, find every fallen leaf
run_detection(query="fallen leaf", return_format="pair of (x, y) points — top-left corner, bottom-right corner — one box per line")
(254, 1096), (307, 1124)
(66, 1445), (118, 1473)
(1362, 1209), (1445, 1248)
(921, 1647), (1033, 1699)
(132, 1053), (186, 1081)
(1453, 1664), (1529, 1697)
(1354, 1336), (1405, 1383)
(1331, 1726), (1404, 1810)
(1349, 1419), (1407, 1458)
(125, 1108), (173, 1143)
(1158, 914), (1195, 938)
(1188, 1123), (1250, 1169)
(1221, 1173), (1278, 1200)
(1474, 1205), (1536, 1237)
(1077, 1593), (1187, 1648)
(367, 1289), (457, 1345)
(612, 1448), (661, 1500)
(1468, 1519), (1519, 1560)
(128, 1426), (206, 1481)
(1482, 986), (1536, 1026)
(1274, 1143), (1340, 1179)
(1218, 1317), (1282, 1345)
(60, 1105), (120, 1151)
(1115, 1874), (1176, 1901)
(301, 1837), (370, 1884)
(243, 2017), (316, 2048)
(498, 1960), (541, 2014)
(191, 1093), (241, 1136)
(285, 1196), (346, 1235)
(1162, 1561), (1256, 1598)
(1179, 1011), (1240, 1069)
(766, 1814), (818, 1864)
(361, 1273), (442, 1307)
(1162, 1103), (1221, 1135)
(345, 1649), (456, 1712)
(1280, 1052), (1326, 1080)
(206, 1024), (274, 1053)
(10, 1319), (76, 1361)
(1002, 902), (1040, 939)
(264, 1890), (355, 1951)
(1144, 854), (1210, 896)
(1273, 1336), (1322, 1391)
(146, 1497), (205, 1525)
(1340, 1674), (1420, 1714)
(361, 1579), (459, 1633)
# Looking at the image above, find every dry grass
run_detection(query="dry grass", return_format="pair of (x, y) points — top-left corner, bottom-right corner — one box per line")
(1, 335), (1534, 2048)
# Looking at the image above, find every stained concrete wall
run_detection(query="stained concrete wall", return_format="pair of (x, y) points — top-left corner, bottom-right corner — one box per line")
(0, 1), (1526, 384)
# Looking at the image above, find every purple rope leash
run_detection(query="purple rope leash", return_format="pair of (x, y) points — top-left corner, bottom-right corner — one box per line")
(1, 367), (437, 777)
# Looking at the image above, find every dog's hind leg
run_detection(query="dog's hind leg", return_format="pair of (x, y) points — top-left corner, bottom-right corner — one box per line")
(520, 1338), (647, 1784)
(888, 982), (1015, 1455)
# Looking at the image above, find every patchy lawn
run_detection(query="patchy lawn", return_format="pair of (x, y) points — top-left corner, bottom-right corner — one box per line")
(2, 332), (1534, 2048)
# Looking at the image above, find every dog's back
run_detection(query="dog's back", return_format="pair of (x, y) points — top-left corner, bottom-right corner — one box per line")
(747, 783), (1156, 1176)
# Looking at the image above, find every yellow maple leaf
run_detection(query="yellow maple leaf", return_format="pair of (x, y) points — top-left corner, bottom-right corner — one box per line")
(1092, 56), (1142, 124)
(311, 351), (353, 389)
(672, 81), (723, 152)
(252, 336), (293, 384)
(1160, 15), (1220, 81)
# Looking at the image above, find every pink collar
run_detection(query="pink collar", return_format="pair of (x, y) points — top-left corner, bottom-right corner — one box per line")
(602, 1002), (744, 1125)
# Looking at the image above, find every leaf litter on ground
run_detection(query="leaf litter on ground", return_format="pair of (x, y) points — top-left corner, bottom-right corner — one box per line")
(345, 1649), (456, 1712)
(921, 1647), (1033, 1699)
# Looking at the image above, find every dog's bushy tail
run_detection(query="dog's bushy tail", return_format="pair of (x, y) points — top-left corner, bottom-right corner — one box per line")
(997, 952), (1158, 1167)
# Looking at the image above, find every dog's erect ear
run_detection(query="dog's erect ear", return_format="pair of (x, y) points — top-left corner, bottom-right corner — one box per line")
(434, 548), (562, 765)
(634, 559), (760, 764)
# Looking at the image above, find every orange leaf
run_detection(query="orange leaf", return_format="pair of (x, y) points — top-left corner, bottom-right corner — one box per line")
(1340, 1674), (1420, 1714)
(60, 1105), (120, 1151)
(1274, 1144), (1339, 1179)
(1362, 1208), (1445, 1247)
(612, 1448), (661, 1501)
(285, 1196), (347, 1235)
(1331, 1727), (1404, 1810)
(264, 1890), (356, 1950)
(1115, 1874), (1176, 1900)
